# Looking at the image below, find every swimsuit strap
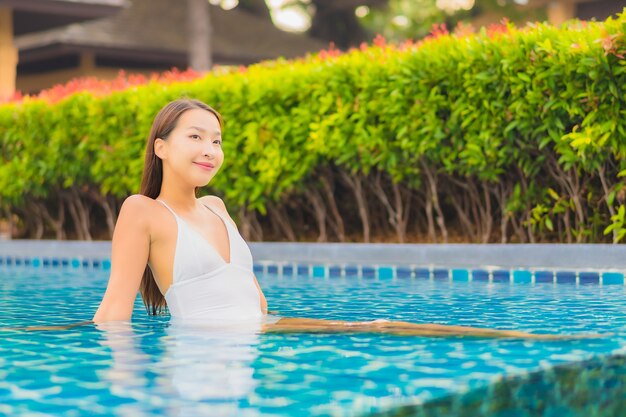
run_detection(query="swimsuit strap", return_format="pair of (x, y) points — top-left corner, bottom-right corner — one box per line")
(156, 199), (179, 219)
(201, 203), (227, 224)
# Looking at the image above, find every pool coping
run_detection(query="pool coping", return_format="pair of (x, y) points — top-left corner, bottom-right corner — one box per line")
(0, 240), (624, 269)
(0, 240), (625, 285)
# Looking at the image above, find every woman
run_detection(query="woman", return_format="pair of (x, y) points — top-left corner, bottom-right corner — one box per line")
(87, 98), (580, 339)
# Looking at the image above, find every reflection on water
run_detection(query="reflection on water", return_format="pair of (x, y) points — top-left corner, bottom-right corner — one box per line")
(368, 351), (626, 417)
(96, 320), (264, 417)
(5, 268), (626, 416)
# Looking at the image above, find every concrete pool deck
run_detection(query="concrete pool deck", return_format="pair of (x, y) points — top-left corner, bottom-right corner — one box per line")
(0, 240), (624, 270)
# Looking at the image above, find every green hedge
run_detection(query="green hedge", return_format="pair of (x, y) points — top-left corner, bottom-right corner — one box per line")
(1, 12), (626, 242)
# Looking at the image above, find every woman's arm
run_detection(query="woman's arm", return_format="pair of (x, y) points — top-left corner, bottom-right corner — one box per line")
(253, 274), (268, 314)
(93, 195), (152, 323)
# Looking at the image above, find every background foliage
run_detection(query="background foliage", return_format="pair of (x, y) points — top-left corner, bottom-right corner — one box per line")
(1, 12), (626, 243)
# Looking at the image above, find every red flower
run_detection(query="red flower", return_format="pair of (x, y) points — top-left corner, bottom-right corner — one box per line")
(373, 34), (387, 48)
(487, 18), (511, 38)
(430, 23), (449, 39)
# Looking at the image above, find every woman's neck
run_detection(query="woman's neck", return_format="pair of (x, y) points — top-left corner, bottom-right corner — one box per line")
(157, 184), (198, 212)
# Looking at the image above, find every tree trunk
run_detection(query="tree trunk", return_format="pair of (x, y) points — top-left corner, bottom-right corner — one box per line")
(421, 160), (448, 243)
(424, 187), (436, 242)
(87, 189), (117, 239)
(238, 205), (263, 241)
(268, 201), (297, 241)
(339, 170), (370, 242)
(319, 172), (345, 242)
(369, 172), (411, 243)
(36, 200), (66, 240)
(448, 190), (475, 242)
(187, 0), (212, 71)
(64, 188), (92, 241)
(598, 164), (618, 243)
(27, 201), (45, 239)
(304, 187), (328, 242)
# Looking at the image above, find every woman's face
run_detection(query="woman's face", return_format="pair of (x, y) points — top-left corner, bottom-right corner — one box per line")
(156, 108), (224, 187)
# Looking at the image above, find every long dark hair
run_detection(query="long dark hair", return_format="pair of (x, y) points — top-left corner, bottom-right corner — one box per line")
(139, 98), (223, 315)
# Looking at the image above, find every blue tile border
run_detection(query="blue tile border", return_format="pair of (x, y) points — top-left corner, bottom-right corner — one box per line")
(556, 271), (576, 284)
(535, 270), (555, 283)
(452, 269), (469, 282)
(0, 255), (625, 286)
(433, 269), (449, 280)
(602, 272), (624, 285)
(329, 266), (342, 277)
(415, 268), (430, 279)
(397, 267), (412, 278)
(345, 265), (359, 277)
(579, 271), (599, 284)
(378, 266), (394, 280)
(472, 269), (490, 282)
(312, 265), (326, 278)
(492, 270), (510, 283)
(513, 270), (532, 284)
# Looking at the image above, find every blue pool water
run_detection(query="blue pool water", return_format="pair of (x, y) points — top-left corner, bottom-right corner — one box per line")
(1, 266), (626, 417)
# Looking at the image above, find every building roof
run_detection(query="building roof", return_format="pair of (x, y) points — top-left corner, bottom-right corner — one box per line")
(15, 0), (327, 67)
(0, 0), (127, 35)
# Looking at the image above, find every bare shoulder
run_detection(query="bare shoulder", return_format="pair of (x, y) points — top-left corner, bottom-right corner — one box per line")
(122, 194), (155, 209)
(119, 194), (162, 230)
(199, 195), (237, 227)
(121, 194), (158, 214)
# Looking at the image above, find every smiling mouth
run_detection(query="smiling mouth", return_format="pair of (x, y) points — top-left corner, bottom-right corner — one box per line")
(194, 162), (215, 170)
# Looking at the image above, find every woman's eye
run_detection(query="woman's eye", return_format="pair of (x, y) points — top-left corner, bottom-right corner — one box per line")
(214, 140), (222, 145)
(190, 135), (201, 140)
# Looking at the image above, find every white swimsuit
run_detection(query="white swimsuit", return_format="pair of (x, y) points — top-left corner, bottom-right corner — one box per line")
(156, 199), (263, 323)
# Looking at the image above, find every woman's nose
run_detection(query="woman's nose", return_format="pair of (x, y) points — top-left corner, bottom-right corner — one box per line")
(203, 141), (217, 157)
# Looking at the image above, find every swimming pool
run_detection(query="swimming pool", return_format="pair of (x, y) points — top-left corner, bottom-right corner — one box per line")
(2, 259), (626, 417)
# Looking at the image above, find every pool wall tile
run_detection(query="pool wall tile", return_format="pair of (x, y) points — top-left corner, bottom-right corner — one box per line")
(329, 266), (342, 277)
(512, 270), (532, 283)
(297, 265), (310, 276)
(267, 265), (279, 275)
(312, 265), (326, 278)
(492, 270), (510, 283)
(556, 271), (576, 284)
(378, 266), (394, 280)
(534, 271), (555, 283)
(362, 266), (376, 278)
(602, 272), (624, 285)
(282, 265), (294, 276)
(433, 269), (449, 280)
(472, 270), (489, 281)
(344, 266), (359, 277)
(451, 269), (469, 282)
(396, 267), (412, 278)
(579, 272), (599, 284)
(414, 268), (430, 279)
